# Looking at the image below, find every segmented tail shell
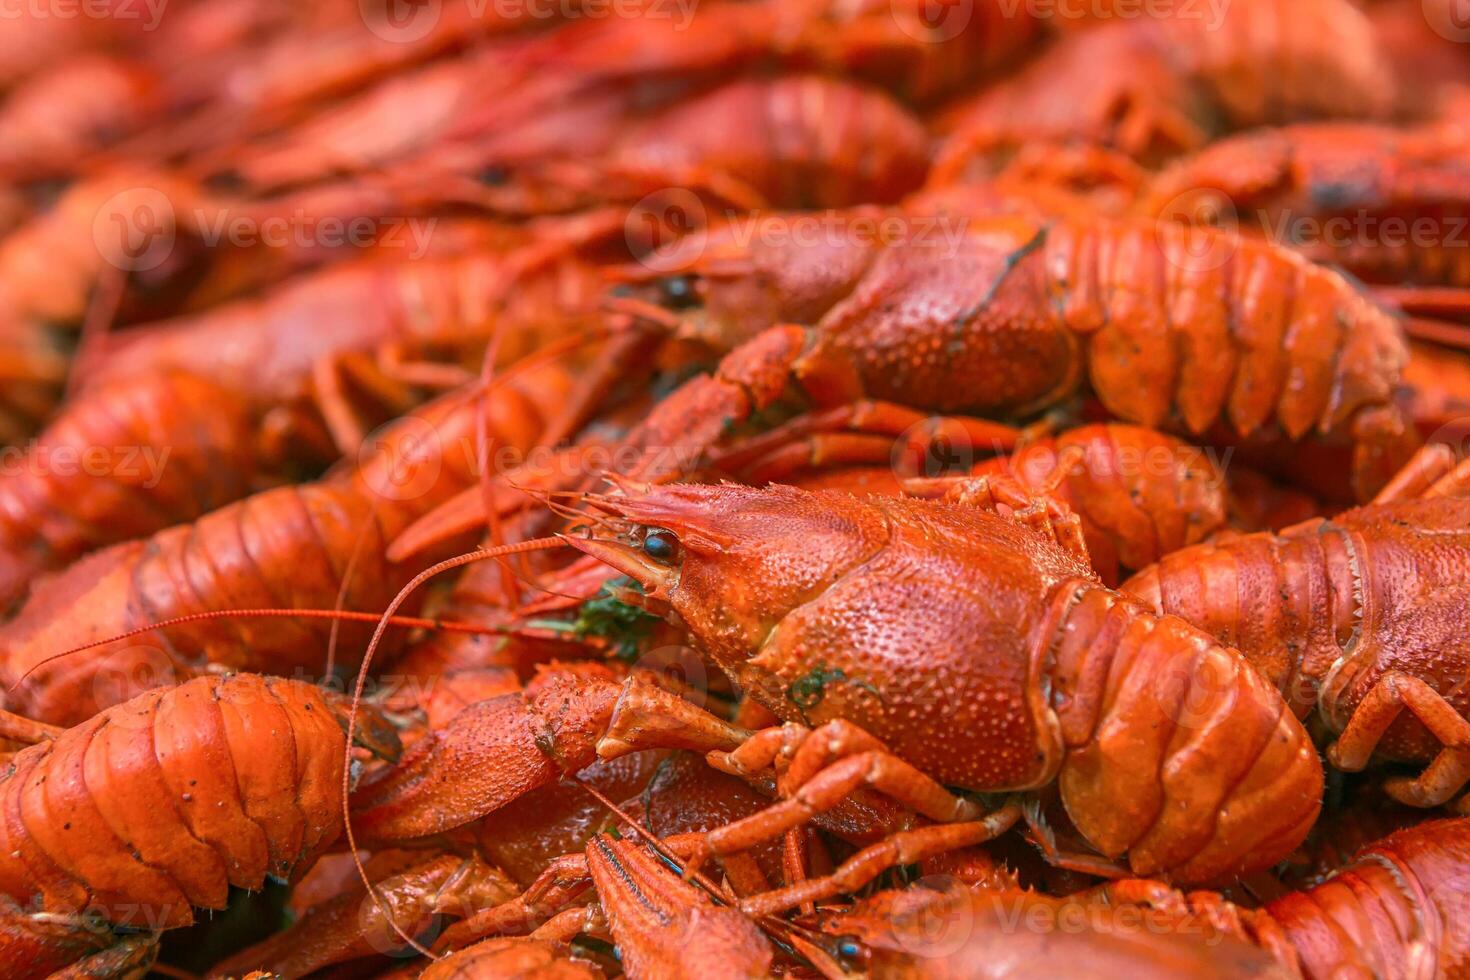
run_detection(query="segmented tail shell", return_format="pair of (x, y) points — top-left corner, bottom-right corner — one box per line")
(1047, 586), (1324, 884)
(0, 376), (567, 725)
(973, 424), (1227, 583)
(1263, 817), (1470, 978)
(0, 674), (346, 929)
(1041, 216), (1406, 442)
(0, 374), (254, 610)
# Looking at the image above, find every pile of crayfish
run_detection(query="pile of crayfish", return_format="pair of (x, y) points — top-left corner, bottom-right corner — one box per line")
(6, 0), (1470, 977)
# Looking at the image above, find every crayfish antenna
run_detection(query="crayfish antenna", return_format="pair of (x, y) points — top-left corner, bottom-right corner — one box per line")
(340, 536), (571, 961)
(386, 324), (651, 566)
(67, 262), (125, 399)
(574, 778), (705, 889)
(323, 516), (376, 681)
(475, 306), (520, 610)
(5, 607), (539, 692)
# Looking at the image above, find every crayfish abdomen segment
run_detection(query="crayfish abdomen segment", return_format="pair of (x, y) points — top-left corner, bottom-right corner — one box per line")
(0, 675), (346, 929)
(1127, 500), (1470, 765)
(1044, 219), (1407, 446)
(1264, 816), (1470, 978)
(1123, 525), (1342, 717)
(1318, 501), (1470, 758)
(1047, 586), (1324, 884)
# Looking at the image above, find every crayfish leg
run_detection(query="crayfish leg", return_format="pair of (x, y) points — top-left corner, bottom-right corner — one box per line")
(596, 674), (751, 760)
(1349, 403), (1423, 502)
(214, 853), (518, 978)
(694, 722), (989, 871)
(707, 401), (1022, 481)
(1020, 798), (1132, 881)
(1426, 455), (1470, 500)
(349, 666), (623, 844)
(906, 473), (1091, 565)
(310, 350), (426, 456)
(421, 937), (605, 980)
(1327, 671), (1470, 810)
(0, 709), (61, 747)
(1372, 443), (1458, 503)
(738, 812), (1022, 918)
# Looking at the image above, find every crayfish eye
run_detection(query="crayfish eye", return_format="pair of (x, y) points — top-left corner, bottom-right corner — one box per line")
(641, 529), (680, 563)
(657, 274), (699, 309)
(834, 936), (865, 964)
(477, 164), (510, 186)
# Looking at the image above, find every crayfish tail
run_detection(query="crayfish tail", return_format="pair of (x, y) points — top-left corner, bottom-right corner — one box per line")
(1051, 587), (1324, 885)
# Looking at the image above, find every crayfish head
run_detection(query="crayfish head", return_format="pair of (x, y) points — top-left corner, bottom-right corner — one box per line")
(561, 483), (888, 674)
(609, 209), (886, 355)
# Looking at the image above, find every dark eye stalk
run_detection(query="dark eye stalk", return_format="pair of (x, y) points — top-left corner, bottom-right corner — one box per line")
(657, 274), (699, 309)
(641, 528), (680, 563)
